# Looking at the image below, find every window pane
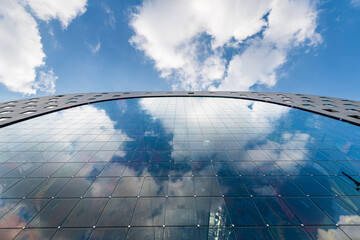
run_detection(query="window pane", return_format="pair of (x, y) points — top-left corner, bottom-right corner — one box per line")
(97, 198), (137, 226)
(165, 197), (197, 226)
(62, 198), (108, 227)
(224, 198), (264, 226)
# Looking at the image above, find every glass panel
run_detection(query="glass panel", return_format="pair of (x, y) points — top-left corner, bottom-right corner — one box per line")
(57, 178), (95, 197)
(163, 227), (200, 240)
(282, 197), (333, 225)
(28, 199), (78, 227)
(1, 178), (45, 198)
(165, 197), (197, 226)
(126, 227), (163, 240)
(62, 198), (108, 227)
(14, 229), (57, 240)
(75, 163), (106, 177)
(267, 176), (305, 196)
(269, 227), (311, 240)
(196, 197), (231, 226)
(52, 228), (92, 240)
(213, 163), (238, 176)
(0, 199), (49, 228)
(291, 176), (332, 196)
(0, 178), (21, 194)
(168, 177), (194, 196)
(141, 177), (168, 196)
(224, 198), (265, 226)
(100, 162), (127, 177)
(191, 162), (215, 176)
(340, 226), (360, 239)
(234, 161), (262, 176)
(254, 197), (299, 225)
(0, 199), (20, 218)
(199, 227), (237, 240)
(85, 177), (119, 197)
(131, 197), (166, 226)
(312, 197), (360, 224)
(242, 177), (276, 196)
(88, 228), (127, 240)
(28, 178), (69, 198)
(97, 198), (137, 226)
(218, 177), (248, 196)
(234, 227), (274, 240)
(305, 226), (350, 240)
(112, 177), (144, 197)
(194, 177), (222, 197)
(28, 163), (64, 177)
(52, 162), (86, 177)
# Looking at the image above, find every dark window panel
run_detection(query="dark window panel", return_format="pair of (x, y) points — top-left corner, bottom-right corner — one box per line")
(126, 227), (163, 240)
(97, 198), (137, 227)
(267, 176), (305, 196)
(52, 228), (92, 240)
(141, 177), (168, 196)
(291, 176), (332, 196)
(305, 226), (350, 240)
(196, 197), (231, 226)
(254, 197), (299, 226)
(234, 227), (274, 240)
(282, 197), (333, 225)
(168, 177), (194, 196)
(28, 199), (78, 227)
(1, 178), (45, 198)
(56, 178), (95, 197)
(51, 162), (86, 177)
(88, 228), (127, 240)
(269, 227), (311, 240)
(218, 177), (248, 196)
(112, 177), (144, 197)
(194, 177), (222, 197)
(62, 198), (108, 227)
(0, 199), (49, 228)
(165, 197), (197, 226)
(28, 178), (70, 198)
(14, 229), (57, 240)
(131, 197), (166, 226)
(224, 197), (265, 226)
(242, 177), (277, 196)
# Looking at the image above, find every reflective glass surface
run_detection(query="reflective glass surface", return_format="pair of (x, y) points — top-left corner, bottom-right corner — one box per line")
(0, 97), (360, 239)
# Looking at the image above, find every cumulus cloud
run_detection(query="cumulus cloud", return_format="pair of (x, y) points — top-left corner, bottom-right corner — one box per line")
(0, 0), (87, 95)
(0, 0), (45, 95)
(27, 0), (87, 28)
(130, 0), (321, 91)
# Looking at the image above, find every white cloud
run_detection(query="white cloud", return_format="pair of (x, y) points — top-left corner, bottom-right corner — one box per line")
(0, 0), (87, 95)
(102, 3), (116, 29)
(130, 0), (321, 91)
(34, 69), (57, 94)
(87, 41), (101, 53)
(27, 0), (87, 28)
(351, 0), (360, 7)
(0, 0), (45, 95)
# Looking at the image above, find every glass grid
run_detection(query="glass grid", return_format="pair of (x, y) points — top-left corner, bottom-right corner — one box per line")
(0, 97), (359, 239)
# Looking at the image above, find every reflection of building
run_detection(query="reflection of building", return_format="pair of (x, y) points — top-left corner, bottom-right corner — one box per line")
(0, 92), (360, 239)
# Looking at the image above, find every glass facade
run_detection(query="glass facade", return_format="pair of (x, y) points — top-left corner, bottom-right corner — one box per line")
(0, 97), (359, 239)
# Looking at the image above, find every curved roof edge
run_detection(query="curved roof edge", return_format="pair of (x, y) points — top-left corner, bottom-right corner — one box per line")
(0, 91), (359, 127)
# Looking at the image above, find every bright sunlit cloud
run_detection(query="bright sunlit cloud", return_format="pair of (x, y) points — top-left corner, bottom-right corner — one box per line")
(0, 0), (87, 95)
(130, 0), (321, 91)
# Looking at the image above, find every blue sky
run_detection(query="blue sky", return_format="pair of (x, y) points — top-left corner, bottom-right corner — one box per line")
(0, 0), (359, 102)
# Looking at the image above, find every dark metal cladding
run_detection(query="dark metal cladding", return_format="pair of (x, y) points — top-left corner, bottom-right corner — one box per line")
(0, 91), (359, 127)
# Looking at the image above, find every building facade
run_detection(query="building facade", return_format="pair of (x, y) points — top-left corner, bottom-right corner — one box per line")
(0, 92), (359, 239)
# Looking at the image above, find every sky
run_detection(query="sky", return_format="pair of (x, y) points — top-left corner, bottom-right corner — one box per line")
(0, 0), (359, 102)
